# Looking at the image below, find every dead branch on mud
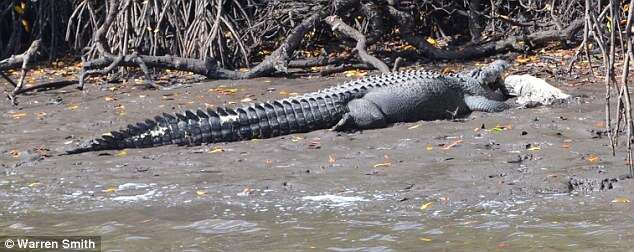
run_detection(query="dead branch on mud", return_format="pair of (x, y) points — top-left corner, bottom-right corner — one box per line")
(79, 5), (328, 89)
(0, 39), (40, 104)
(325, 15), (390, 73)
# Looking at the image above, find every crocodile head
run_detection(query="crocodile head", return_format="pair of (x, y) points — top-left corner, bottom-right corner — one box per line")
(476, 59), (511, 97)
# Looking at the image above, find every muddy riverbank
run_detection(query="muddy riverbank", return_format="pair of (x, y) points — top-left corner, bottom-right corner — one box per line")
(2, 68), (634, 250)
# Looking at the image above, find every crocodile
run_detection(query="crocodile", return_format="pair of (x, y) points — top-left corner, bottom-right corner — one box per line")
(64, 60), (510, 154)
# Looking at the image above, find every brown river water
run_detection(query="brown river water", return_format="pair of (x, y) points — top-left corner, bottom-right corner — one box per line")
(1, 73), (633, 251)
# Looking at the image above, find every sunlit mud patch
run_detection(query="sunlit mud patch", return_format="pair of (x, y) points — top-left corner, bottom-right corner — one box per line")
(172, 219), (261, 234)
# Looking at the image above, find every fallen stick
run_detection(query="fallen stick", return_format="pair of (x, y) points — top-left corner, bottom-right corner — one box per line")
(0, 39), (41, 104)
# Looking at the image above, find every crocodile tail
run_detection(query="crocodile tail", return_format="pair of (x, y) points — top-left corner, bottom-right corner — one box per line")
(63, 108), (228, 155)
(63, 115), (162, 154)
(63, 94), (348, 155)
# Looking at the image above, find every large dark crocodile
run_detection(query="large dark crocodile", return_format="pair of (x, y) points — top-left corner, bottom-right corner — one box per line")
(65, 60), (510, 154)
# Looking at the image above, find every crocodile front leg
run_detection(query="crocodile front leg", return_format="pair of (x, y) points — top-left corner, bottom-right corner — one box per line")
(464, 95), (510, 112)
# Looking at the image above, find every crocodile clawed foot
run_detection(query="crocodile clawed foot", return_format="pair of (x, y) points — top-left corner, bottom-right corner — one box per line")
(331, 113), (353, 132)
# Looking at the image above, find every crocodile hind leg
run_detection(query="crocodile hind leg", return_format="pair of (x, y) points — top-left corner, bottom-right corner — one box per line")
(332, 98), (387, 131)
(465, 95), (510, 113)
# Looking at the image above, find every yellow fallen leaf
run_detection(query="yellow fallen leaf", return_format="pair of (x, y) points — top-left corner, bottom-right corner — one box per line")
(373, 162), (392, 168)
(426, 144), (433, 151)
(420, 202), (433, 210)
(102, 187), (117, 193)
(527, 146), (541, 151)
(344, 70), (368, 78)
(442, 139), (463, 150)
(9, 112), (27, 119)
(408, 124), (421, 129)
(67, 104), (80, 110)
(14, 4), (24, 14)
(515, 55), (538, 64)
(291, 135), (304, 142)
(104, 96), (115, 101)
(28, 182), (41, 187)
(400, 44), (416, 51)
(208, 147), (224, 153)
(196, 190), (206, 196)
(9, 149), (20, 158)
(239, 187), (255, 195)
(426, 37), (437, 46)
(419, 237), (432, 242)
(213, 87), (239, 95)
(612, 197), (631, 203)
(21, 19), (29, 32)
(490, 124), (512, 132)
(115, 149), (128, 157)
(115, 104), (126, 116)
(491, 126), (505, 132)
(587, 153), (600, 163)
(257, 50), (271, 56)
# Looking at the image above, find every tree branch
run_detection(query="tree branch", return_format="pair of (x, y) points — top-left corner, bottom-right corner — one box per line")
(388, 6), (583, 60)
(325, 15), (390, 73)
(0, 39), (41, 104)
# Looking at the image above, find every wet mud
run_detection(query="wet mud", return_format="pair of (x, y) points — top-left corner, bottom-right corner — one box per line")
(2, 72), (634, 250)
